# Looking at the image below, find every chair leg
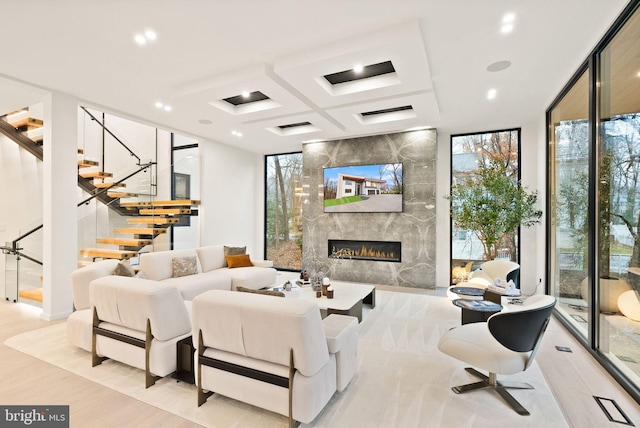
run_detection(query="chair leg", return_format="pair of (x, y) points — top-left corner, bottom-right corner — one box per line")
(452, 368), (533, 416)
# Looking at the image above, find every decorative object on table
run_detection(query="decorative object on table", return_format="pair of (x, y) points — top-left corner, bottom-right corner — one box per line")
(326, 286), (334, 299)
(322, 277), (330, 296)
(447, 158), (542, 261)
(300, 269), (309, 281)
(310, 271), (324, 292)
(284, 281), (292, 291)
(316, 290), (322, 298)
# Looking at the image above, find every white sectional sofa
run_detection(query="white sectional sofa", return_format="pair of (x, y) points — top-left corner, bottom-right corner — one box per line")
(67, 245), (277, 351)
(192, 289), (359, 426)
(139, 245), (277, 299)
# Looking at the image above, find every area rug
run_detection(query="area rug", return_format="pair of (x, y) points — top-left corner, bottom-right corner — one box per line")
(4, 291), (568, 427)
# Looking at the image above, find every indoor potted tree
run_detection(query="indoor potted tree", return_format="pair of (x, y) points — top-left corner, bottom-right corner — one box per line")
(448, 158), (542, 261)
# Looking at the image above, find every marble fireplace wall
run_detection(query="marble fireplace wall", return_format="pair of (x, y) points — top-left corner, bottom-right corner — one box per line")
(302, 129), (437, 289)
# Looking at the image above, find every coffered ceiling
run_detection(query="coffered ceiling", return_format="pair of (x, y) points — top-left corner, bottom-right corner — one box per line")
(0, 0), (631, 154)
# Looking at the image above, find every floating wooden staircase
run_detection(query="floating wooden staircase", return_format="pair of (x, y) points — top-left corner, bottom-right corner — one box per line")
(0, 109), (45, 160)
(80, 199), (200, 261)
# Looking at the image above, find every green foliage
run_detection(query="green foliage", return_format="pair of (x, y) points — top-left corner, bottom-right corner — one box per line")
(324, 195), (363, 207)
(448, 159), (542, 260)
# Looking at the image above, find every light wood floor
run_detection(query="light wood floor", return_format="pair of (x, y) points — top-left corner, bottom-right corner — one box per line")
(1, 294), (639, 427)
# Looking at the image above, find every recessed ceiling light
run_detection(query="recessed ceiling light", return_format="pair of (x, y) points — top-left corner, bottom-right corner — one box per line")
(163, 105), (172, 112)
(154, 101), (163, 108)
(501, 23), (514, 33)
(134, 29), (157, 46)
(353, 64), (364, 73)
(487, 60), (511, 72)
(231, 130), (243, 137)
(502, 13), (515, 23)
(487, 89), (497, 100)
(241, 91), (250, 98)
(144, 30), (157, 41)
(198, 119), (212, 125)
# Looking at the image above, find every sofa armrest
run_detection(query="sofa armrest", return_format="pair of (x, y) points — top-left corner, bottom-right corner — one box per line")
(251, 259), (273, 268)
(323, 314), (358, 391)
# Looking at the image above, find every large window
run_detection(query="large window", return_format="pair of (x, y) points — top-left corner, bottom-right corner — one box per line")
(265, 152), (303, 270)
(547, 1), (640, 401)
(450, 129), (520, 282)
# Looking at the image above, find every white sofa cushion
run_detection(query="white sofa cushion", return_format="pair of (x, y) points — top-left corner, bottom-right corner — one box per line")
(215, 266), (277, 290)
(90, 276), (191, 341)
(139, 249), (201, 281)
(67, 309), (93, 352)
(70, 259), (120, 310)
(160, 270), (231, 300)
(195, 245), (225, 272)
(193, 289), (330, 377)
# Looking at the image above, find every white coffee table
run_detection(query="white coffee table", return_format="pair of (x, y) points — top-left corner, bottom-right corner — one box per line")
(272, 280), (376, 322)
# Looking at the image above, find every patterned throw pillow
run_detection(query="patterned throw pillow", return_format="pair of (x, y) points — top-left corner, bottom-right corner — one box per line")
(223, 245), (246, 267)
(172, 256), (198, 278)
(112, 261), (135, 277)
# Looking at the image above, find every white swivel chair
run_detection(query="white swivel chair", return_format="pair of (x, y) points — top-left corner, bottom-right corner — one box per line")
(438, 295), (556, 415)
(469, 259), (520, 288)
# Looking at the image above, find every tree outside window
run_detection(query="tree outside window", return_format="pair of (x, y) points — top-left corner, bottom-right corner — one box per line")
(265, 153), (303, 270)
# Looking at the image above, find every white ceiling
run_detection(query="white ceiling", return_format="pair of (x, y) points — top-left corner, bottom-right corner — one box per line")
(0, 0), (630, 154)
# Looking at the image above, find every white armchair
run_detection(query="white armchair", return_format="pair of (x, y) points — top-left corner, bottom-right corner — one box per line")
(469, 259), (520, 288)
(438, 295), (556, 415)
(192, 289), (358, 427)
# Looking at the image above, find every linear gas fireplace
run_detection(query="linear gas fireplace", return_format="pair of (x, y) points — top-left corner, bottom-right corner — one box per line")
(328, 239), (401, 263)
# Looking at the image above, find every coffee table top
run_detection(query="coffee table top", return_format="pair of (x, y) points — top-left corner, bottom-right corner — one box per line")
(452, 299), (502, 312)
(450, 286), (485, 297)
(272, 280), (375, 311)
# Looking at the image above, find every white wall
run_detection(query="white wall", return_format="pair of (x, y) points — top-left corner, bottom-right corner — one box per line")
(199, 139), (264, 257)
(435, 120), (547, 294)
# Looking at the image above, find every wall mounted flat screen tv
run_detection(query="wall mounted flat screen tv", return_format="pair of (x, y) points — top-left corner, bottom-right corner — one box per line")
(323, 163), (403, 213)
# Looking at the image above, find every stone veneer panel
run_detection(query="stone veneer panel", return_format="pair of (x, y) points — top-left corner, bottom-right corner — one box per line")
(302, 129), (437, 289)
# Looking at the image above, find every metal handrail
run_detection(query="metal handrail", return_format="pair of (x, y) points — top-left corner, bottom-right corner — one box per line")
(80, 106), (142, 164)
(77, 161), (155, 207)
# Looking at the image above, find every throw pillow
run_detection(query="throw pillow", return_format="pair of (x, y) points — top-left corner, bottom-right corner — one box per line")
(112, 260), (135, 277)
(236, 286), (284, 297)
(172, 256), (198, 278)
(223, 245), (246, 267)
(225, 254), (253, 269)
(135, 270), (148, 279)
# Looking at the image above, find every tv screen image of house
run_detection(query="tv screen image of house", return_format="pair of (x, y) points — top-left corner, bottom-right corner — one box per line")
(323, 163), (403, 213)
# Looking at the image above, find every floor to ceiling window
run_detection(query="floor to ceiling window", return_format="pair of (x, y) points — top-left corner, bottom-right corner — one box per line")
(265, 152), (303, 270)
(450, 129), (520, 282)
(548, 0), (640, 401)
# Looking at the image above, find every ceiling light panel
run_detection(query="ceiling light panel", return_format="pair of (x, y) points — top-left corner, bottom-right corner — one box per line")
(326, 92), (439, 132)
(222, 91), (270, 106)
(173, 64), (311, 121)
(274, 21), (434, 108)
(323, 61), (396, 85)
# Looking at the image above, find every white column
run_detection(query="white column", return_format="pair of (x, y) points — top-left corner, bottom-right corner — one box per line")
(41, 92), (77, 320)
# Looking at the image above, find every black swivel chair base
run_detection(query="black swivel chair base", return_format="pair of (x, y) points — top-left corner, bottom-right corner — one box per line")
(452, 367), (533, 416)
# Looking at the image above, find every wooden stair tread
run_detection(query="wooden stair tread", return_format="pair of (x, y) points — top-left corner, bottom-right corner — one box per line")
(107, 192), (138, 198)
(119, 201), (153, 208)
(114, 227), (168, 235)
(18, 288), (43, 302)
(96, 238), (152, 246)
(79, 171), (113, 179)
(78, 159), (100, 168)
(127, 217), (179, 225)
(93, 182), (125, 189)
(7, 112), (43, 129)
(80, 248), (138, 259)
(151, 199), (201, 207)
(139, 208), (191, 215)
